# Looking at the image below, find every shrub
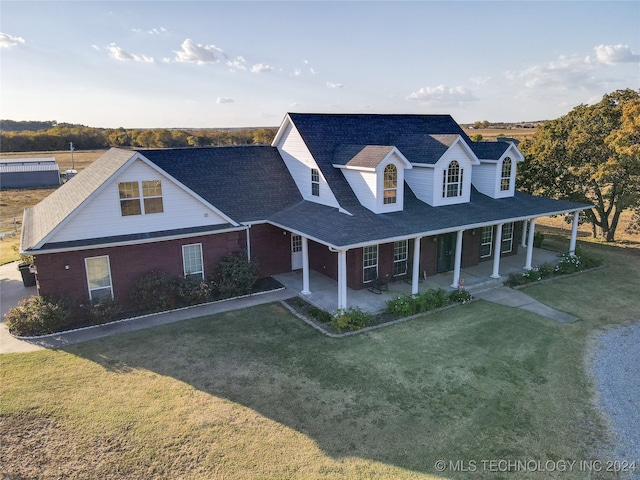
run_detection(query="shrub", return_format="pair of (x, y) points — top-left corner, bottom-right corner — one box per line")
(176, 275), (214, 307)
(555, 254), (583, 274)
(524, 268), (542, 282)
(84, 298), (121, 326)
(449, 289), (472, 304)
(5, 295), (74, 336)
(506, 272), (526, 286)
(533, 231), (545, 248)
(537, 262), (555, 279)
(331, 307), (372, 333)
(575, 247), (602, 269)
(131, 271), (179, 312)
(386, 295), (416, 317)
(214, 251), (259, 298)
(308, 306), (332, 323)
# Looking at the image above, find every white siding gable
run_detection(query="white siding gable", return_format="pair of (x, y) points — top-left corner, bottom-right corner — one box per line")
(47, 159), (229, 244)
(472, 144), (522, 198)
(340, 152), (408, 213)
(406, 140), (477, 206)
(274, 120), (341, 209)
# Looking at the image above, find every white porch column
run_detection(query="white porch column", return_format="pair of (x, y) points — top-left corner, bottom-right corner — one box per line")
(521, 219), (528, 247)
(569, 211), (579, 256)
(451, 229), (464, 288)
(525, 218), (537, 270)
(301, 236), (310, 295)
(411, 237), (422, 295)
(491, 223), (503, 279)
(337, 250), (347, 310)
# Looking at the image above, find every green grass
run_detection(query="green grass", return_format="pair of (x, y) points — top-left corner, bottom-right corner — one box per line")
(2, 243), (638, 479)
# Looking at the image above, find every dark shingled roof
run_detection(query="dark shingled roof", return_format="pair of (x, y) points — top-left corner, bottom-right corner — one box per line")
(333, 145), (396, 168)
(138, 146), (302, 223)
(470, 141), (512, 160)
(268, 185), (591, 248)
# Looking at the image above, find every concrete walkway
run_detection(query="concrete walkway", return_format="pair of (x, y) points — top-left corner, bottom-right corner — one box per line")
(475, 287), (578, 323)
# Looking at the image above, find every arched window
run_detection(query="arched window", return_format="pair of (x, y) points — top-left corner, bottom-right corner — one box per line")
(501, 157), (512, 191)
(383, 164), (397, 204)
(443, 161), (463, 198)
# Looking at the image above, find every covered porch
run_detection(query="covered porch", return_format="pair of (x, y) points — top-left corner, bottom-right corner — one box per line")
(274, 246), (560, 314)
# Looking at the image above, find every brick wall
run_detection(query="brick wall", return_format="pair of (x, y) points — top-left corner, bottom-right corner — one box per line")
(35, 231), (244, 310)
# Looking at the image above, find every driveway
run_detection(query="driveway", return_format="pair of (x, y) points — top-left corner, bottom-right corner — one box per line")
(0, 261), (42, 353)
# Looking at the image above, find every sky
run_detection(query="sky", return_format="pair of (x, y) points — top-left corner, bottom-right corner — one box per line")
(1, 1), (639, 129)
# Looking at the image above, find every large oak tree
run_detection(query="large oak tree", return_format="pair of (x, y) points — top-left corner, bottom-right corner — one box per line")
(518, 89), (640, 241)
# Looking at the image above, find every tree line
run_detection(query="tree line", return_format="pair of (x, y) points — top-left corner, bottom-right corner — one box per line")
(0, 125), (277, 152)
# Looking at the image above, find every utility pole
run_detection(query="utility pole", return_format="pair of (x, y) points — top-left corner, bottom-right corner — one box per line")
(70, 142), (75, 170)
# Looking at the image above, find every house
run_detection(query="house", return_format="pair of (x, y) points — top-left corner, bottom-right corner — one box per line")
(21, 113), (591, 311)
(0, 157), (61, 189)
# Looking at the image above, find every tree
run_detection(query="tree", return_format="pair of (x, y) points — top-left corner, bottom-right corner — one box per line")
(518, 89), (639, 242)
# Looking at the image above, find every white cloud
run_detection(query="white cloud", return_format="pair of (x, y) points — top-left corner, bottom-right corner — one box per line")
(132, 27), (167, 35)
(594, 44), (640, 65)
(471, 76), (491, 86)
(216, 97), (234, 104)
(107, 44), (154, 63)
(326, 82), (344, 89)
(0, 32), (25, 48)
(506, 54), (599, 90)
(309, 67), (318, 75)
(174, 39), (225, 65)
(251, 63), (273, 73)
(292, 68), (302, 76)
(91, 44), (100, 51)
(406, 85), (477, 103)
(227, 56), (247, 71)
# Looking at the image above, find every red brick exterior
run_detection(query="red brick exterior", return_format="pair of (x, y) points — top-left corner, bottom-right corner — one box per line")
(34, 231), (244, 310)
(249, 224), (293, 277)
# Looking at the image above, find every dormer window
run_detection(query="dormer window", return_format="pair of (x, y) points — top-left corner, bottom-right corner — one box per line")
(383, 164), (397, 204)
(311, 168), (320, 196)
(443, 161), (463, 198)
(501, 157), (512, 191)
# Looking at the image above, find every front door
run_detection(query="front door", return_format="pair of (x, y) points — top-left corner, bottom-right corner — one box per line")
(291, 234), (303, 270)
(437, 233), (456, 273)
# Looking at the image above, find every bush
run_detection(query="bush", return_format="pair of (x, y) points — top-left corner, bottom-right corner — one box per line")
(214, 251), (259, 298)
(308, 306), (332, 323)
(131, 271), (179, 312)
(5, 295), (74, 336)
(386, 295), (416, 317)
(524, 268), (542, 282)
(533, 231), (545, 248)
(331, 307), (372, 333)
(506, 272), (526, 286)
(386, 288), (452, 317)
(555, 254), (583, 274)
(84, 298), (121, 325)
(449, 289), (472, 304)
(537, 262), (555, 279)
(176, 275), (214, 307)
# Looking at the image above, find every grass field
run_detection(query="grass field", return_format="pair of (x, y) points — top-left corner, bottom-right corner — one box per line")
(1, 238), (638, 479)
(461, 127), (538, 142)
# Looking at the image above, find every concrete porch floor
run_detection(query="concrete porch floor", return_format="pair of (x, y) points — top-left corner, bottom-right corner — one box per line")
(274, 247), (561, 314)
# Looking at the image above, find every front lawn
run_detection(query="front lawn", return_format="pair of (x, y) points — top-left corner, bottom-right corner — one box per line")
(1, 241), (637, 479)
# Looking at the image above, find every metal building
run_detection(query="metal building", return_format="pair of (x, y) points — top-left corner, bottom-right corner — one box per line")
(0, 157), (61, 188)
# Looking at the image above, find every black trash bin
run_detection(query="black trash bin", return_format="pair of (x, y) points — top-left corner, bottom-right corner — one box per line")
(18, 263), (36, 287)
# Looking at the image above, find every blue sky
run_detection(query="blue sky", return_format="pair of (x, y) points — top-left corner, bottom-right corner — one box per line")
(1, 1), (639, 128)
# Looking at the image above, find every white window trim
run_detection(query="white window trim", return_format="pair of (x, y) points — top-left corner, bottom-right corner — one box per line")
(383, 164), (397, 205)
(118, 180), (164, 216)
(182, 243), (204, 280)
(311, 168), (320, 197)
(443, 161), (463, 198)
(500, 158), (512, 192)
(502, 222), (514, 253)
(85, 255), (113, 301)
(363, 245), (378, 283)
(393, 240), (408, 276)
(481, 226), (493, 258)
